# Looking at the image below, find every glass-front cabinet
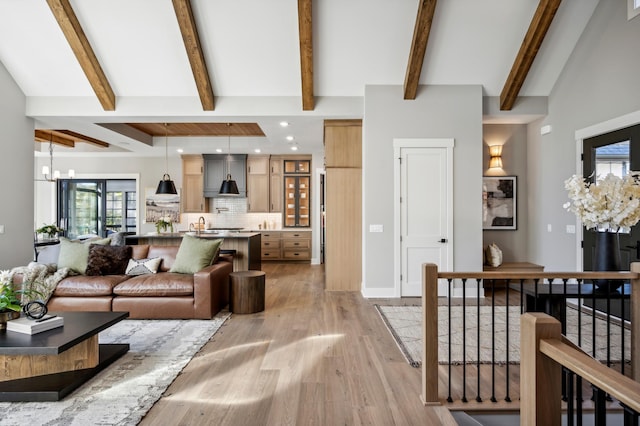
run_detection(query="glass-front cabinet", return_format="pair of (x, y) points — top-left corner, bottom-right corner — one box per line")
(284, 176), (310, 228)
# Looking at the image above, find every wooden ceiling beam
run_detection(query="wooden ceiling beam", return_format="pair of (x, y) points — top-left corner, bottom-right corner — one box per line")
(403, 0), (438, 100)
(298, 0), (314, 111)
(46, 0), (116, 111)
(34, 130), (75, 148)
(55, 130), (110, 148)
(172, 0), (215, 111)
(500, 0), (562, 111)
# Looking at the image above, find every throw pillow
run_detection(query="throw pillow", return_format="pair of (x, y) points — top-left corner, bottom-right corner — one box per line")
(169, 235), (223, 274)
(125, 257), (162, 276)
(86, 245), (132, 276)
(57, 237), (111, 275)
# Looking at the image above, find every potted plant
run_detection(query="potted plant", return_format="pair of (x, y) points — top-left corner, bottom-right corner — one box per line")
(35, 223), (64, 240)
(155, 217), (174, 234)
(0, 270), (23, 328)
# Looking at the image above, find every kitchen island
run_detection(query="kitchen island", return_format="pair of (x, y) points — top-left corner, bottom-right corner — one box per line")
(125, 232), (261, 272)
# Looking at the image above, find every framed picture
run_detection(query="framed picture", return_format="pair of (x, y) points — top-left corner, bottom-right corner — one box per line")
(483, 176), (516, 230)
(144, 188), (181, 224)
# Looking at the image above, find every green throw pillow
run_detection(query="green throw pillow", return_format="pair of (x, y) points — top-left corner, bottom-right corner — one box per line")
(57, 237), (111, 274)
(170, 235), (223, 274)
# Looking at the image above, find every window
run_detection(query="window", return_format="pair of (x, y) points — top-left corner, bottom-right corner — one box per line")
(58, 179), (137, 239)
(629, 0), (640, 20)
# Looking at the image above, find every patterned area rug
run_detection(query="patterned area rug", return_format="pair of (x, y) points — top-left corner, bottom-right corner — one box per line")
(375, 305), (630, 368)
(0, 311), (231, 426)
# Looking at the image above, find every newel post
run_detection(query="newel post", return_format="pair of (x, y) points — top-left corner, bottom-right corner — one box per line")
(520, 313), (561, 426)
(631, 262), (640, 382)
(421, 263), (439, 405)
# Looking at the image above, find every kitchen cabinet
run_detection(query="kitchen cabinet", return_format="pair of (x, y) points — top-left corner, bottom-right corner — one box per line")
(203, 154), (247, 197)
(261, 230), (311, 261)
(181, 154), (209, 213)
(284, 176), (310, 227)
(247, 155), (270, 212)
(269, 156), (282, 212)
(284, 159), (310, 174)
(324, 119), (362, 291)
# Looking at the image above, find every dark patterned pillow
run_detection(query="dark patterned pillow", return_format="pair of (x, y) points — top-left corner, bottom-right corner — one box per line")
(125, 257), (162, 276)
(86, 245), (132, 276)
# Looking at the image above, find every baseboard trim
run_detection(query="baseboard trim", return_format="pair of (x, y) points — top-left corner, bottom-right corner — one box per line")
(361, 286), (398, 298)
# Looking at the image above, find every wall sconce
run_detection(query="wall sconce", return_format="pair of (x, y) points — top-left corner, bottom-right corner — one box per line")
(488, 145), (503, 169)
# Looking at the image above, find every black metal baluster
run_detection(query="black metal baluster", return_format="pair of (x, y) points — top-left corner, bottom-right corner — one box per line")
(534, 278), (539, 311)
(519, 279), (524, 314)
(476, 278), (482, 403)
(447, 278), (453, 403)
(578, 279), (583, 347)
(577, 376), (583, 426)
(593, 386), (606, 426)
(567, 368), (575, 426)
(607, 290), (612, 368)
(462, 278), (468, 403)
(621, 402), (640, 426)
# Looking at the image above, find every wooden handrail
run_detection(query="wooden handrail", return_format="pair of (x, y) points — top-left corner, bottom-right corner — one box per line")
(539, 337), (640, 413)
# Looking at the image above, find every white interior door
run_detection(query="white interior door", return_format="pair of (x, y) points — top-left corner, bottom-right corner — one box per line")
(395, 140), (453, 297)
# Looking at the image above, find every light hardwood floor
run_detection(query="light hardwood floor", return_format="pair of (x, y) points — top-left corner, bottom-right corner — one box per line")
(140, 263), (456, 425)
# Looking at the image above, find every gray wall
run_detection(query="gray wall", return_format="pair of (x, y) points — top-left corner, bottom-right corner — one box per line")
(527, 0), (640, 271)
(483, 123), (529, 262)
(363, 85), (483, 295)
(0, 61), (34, 269)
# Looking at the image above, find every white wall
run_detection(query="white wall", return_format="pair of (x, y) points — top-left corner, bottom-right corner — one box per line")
(0, 61), (34, 269)
(362, 85), (483, 296)
(527, 0), (640, 271)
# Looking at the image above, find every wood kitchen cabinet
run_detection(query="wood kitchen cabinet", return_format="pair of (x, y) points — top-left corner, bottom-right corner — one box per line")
(203, 154), (247, 197)
(261, 230), (311, 261)
(269, 156), (282, 212)
(181, 154), (209, 213)
(247, 155), (270, 212)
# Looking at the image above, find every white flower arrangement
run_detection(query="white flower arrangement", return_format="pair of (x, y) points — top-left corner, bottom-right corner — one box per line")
(563, 172), (640, 232)
(155, 216), (173, 233)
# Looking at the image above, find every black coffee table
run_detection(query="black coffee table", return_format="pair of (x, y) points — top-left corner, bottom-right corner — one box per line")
(0, 311), (129, 401)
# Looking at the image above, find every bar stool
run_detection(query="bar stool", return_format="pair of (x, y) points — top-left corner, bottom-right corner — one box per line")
(229, 270), (265, 314)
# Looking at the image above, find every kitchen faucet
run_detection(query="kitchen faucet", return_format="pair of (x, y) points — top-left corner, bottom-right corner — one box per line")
(198, 216), (205, 235)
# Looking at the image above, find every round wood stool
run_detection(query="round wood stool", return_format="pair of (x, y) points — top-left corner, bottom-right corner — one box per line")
(229, 271), (265, 314)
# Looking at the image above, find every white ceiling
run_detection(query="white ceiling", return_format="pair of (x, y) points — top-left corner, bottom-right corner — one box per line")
(0, 0), (599, 157)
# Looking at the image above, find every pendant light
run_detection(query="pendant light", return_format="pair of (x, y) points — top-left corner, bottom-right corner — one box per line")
(156, 123), (178, 195)
(40, 132), (75, 181)
(219, 123), (239, 195)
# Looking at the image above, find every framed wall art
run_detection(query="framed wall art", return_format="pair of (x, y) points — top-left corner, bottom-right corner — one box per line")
(482, 176), (516, 230)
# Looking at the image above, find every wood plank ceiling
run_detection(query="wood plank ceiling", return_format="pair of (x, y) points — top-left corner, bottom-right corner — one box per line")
(43, 0), (562, 133)
(126, 122), (265, 137)
(34, 130), (110, 148)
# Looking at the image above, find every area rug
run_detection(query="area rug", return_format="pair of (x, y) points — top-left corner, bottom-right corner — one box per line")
(0, 311), (231, 426)
(375, 305), (630, 368)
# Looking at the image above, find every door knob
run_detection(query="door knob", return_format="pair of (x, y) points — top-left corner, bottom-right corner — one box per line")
(438, 238), (448, 243)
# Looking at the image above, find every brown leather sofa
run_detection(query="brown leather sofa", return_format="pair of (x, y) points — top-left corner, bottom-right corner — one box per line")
(47, 245), (232, 319)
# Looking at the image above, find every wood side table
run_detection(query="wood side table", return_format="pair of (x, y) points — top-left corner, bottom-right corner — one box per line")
(230, 271), (266, 314)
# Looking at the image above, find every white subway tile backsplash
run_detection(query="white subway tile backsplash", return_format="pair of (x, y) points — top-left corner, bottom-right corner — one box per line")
(180, 198), (282, 230)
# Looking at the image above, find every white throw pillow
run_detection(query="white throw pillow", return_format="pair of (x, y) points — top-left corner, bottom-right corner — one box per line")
(125, 257), (162, 276)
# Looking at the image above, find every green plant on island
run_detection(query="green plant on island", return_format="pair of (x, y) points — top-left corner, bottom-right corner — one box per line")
(35, 222), (64, 239)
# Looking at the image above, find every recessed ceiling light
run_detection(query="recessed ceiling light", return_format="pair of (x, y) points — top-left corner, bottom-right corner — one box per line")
(290, 145), (298, 151)
(286, 136), (294, 141)
(279, 121), (289, 127)
(254, 148), (261, 153)
(216, 148), (223, 153)
(176, 148), (184, 153)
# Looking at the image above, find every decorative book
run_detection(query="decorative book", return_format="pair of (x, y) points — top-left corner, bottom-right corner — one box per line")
(6, 315), (64, 335)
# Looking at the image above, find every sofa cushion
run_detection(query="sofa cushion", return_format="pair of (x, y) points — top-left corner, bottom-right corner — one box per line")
(125, 257), (162, 276)
(131, 244), (150, 260)
(86, 245), (132, 276)
(53, 274), (129, 297)
(169, 235), (223, 274)
(113, 272), (194, 297)
(147, 246), (178, 272)
(57, 237), (111, 275)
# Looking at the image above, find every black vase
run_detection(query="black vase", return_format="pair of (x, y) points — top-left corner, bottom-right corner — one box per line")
(593, 231), (623, 292)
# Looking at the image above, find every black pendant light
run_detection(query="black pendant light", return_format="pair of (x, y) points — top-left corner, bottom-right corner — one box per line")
(156, 123), (178, 195)
(219, 123), (239, 195)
